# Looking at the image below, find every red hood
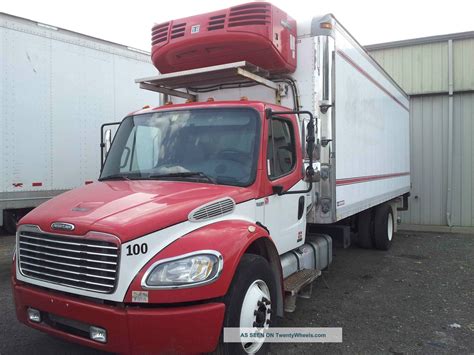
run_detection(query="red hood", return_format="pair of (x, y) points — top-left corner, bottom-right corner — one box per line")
(20, 181), (255, 242)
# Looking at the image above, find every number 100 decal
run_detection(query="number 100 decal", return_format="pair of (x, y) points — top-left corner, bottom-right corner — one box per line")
(126, 243), (148, 256)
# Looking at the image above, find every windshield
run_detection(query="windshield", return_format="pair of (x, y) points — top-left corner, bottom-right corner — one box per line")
(100, 108), (261, 187)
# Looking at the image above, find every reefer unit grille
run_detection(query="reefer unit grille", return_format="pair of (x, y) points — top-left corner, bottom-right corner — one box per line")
(207, 14), (226, 31)
(152, 22), (170, 45)
(18, 231), (119, 293)
(170, 23), (186, 39)
(228, 3), (271, 27)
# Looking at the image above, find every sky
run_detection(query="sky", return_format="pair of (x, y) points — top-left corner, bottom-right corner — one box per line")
(2, 0), (474, 51)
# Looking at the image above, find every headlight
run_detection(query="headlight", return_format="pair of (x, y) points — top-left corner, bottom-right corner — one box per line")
(141, 250), (223, 289)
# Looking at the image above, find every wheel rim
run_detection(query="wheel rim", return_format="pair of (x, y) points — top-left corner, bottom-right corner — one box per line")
(387, 212), (394, 241)
(239, 279), (271, 354)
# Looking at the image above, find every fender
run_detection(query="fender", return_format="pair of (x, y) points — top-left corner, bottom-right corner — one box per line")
(124, 219), (283, 306)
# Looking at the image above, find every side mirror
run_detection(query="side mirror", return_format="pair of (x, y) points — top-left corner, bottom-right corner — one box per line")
(100, 121), (121, 168)
(104, 129), (112, 153)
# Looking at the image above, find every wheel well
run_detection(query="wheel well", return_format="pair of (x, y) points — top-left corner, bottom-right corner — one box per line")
(244, 237), (284, 317)
(244, 238), (269, 259)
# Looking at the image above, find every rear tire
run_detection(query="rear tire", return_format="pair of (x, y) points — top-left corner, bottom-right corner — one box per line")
(217, 254), (277, 354)
(374, 204), (394, 250)
(356, 209), (373, 249)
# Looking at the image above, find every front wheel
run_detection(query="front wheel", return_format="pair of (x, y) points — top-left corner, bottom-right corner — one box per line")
(218, 254), (277, 354)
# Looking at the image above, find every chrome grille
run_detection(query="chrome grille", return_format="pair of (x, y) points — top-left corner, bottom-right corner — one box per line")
(18, 231), (119, 293)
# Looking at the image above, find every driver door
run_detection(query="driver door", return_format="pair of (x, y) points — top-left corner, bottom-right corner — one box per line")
(262, 113), (307, 255)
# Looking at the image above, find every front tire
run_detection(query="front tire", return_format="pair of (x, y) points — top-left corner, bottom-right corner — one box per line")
(374, 204), (394, 250)
(218, 254), (277, 354)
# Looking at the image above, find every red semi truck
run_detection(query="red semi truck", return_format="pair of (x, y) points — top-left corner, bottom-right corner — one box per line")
(12, 3), (410, 354)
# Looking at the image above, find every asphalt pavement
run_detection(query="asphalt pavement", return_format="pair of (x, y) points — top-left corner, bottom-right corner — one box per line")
(0, 230), (473, 354)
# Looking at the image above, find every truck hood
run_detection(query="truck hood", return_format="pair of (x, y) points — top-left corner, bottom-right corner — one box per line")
(19, 181), (255, 242)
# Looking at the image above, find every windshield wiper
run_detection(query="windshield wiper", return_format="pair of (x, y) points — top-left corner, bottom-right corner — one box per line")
(148, 172), (217, 184)
(99, 173), (133, 181)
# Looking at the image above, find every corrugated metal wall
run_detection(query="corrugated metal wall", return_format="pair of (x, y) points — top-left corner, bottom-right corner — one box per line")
(370, 43), (449, 95)
(454, 39), (474, 91)
(367, 34), (474, 227)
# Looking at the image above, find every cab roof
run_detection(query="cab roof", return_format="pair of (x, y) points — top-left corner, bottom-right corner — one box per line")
(127, 100), (288, 117)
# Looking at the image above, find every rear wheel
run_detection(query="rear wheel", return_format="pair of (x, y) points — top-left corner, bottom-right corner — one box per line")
(218, 254), (277, 354)
(374, 204), (394, 250)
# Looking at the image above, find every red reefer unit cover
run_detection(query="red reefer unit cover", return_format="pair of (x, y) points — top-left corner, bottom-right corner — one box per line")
(151, 2), (297, 74)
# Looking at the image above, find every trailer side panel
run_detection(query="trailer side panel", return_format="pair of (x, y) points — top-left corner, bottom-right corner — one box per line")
(333, 23), (410, 220)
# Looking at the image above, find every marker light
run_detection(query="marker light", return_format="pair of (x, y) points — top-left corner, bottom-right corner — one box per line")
(320, 22), (332, 29)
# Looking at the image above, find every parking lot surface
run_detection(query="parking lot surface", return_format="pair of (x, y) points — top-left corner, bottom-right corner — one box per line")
(1, 230), (473, 354)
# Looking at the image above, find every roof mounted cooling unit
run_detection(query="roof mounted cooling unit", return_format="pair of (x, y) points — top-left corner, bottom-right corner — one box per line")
(151, 2), (297, 74)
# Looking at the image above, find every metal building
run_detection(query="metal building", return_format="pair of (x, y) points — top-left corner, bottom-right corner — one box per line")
(366, 32), (474, 230)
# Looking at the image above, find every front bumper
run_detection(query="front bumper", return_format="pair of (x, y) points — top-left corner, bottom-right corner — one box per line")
(13, 281), (225, 354)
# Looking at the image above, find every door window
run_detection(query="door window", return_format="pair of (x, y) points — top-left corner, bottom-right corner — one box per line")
(267, 118), (296, 179)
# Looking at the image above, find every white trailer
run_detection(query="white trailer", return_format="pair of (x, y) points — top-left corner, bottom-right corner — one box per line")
(295, 14), (410, 225)
(0, 13), (158, 233)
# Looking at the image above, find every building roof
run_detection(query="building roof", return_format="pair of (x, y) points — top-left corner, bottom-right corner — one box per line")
(365, 30), (474, 51)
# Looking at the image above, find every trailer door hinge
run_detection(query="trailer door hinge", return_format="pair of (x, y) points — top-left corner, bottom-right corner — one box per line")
(321, 138), (332, 147)
(320, 164), (331, 180)
(319, 100), (332, 114)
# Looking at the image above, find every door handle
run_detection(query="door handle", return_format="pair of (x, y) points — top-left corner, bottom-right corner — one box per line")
(298, 196), (305, 220)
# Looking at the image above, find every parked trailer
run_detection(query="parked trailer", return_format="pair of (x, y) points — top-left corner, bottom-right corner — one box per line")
(0, 13), (158, 233)
(12, 3), (410, 354)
